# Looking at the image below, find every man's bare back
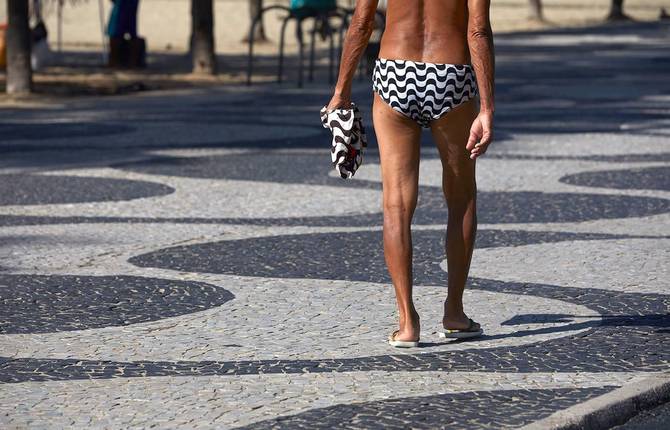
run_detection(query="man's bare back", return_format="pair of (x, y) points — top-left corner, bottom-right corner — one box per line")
(380, 0), (471, 64)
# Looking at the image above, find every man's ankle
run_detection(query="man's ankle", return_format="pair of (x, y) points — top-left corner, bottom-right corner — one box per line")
(444, 301), (464, 317)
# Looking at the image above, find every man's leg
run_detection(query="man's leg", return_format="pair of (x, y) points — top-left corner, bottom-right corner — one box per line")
(373, 93), (422, 341)
(429, 100), (481, 330)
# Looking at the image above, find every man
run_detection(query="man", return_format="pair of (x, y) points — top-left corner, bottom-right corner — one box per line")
(326, 0), (494, 347)
(107, 0), (144, 68)
(107, 0), (140, 40)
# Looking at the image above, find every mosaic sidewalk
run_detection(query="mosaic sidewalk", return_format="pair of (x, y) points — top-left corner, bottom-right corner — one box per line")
(1, 22), (669, 429)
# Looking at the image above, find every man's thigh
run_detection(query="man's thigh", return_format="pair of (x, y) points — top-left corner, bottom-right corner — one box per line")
(429, 99), (478, 181)
(372, 92), (423, 194)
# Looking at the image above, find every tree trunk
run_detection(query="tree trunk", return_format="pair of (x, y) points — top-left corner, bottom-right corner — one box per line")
(243, 0), (267, 42)
(6, 0), (33, 94)
(191, 0), (216, 74)
(607, 0), (628, 20)
(528, 0), (544, 21)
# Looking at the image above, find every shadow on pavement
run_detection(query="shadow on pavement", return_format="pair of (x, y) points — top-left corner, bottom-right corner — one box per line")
(0, 21), (668, 172)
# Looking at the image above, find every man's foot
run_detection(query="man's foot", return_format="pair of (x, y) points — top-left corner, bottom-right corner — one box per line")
(389, 326), (420, 342)
(440, 317), (483, 339)
(606, 12), (633, 21)
(390, 311), (420, 345)
(388, 329), (420, 348)
(442, 309), (483, 338)
(442, 312), (478, 331)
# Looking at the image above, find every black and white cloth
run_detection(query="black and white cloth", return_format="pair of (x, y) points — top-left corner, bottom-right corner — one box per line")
(320, 103), (368, 179)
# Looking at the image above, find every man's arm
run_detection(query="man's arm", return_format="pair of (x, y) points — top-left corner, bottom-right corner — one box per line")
(466, 0), (495, 159)
(327, 0), (379, 110)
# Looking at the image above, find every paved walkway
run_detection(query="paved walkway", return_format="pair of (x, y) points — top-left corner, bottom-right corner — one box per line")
(1, 22), (669, 429)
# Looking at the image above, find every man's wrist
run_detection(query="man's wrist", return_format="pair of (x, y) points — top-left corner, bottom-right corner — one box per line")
(333, 91), (351, 100)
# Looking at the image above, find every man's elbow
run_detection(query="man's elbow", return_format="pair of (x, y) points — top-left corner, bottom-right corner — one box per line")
(467, 26), (492, 42)
(348, 19), (375, 39)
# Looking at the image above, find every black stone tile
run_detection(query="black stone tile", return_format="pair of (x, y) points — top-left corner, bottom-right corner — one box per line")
(116, 152), (358, 186)
(127, 229), (661, 285)
(487, 153), (670, 163)
(0, 274), (234, 334)
(0, 174), (174, 206)
(0, 122), (134, 141)
(559, 166), (670, 191)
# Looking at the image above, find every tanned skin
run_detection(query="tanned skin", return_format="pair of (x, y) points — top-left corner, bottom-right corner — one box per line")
(327, 0), (495, 342)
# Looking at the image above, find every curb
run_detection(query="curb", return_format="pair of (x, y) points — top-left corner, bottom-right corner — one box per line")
(521, 374), (670, 430)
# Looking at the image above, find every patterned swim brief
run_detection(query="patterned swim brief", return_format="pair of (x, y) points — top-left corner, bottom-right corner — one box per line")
(372, 58), (478, 128)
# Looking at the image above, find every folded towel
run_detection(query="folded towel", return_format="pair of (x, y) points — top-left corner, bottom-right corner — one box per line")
(320, 103), (368, 179)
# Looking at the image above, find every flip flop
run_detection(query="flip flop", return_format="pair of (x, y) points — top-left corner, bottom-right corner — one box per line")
(440, 318), (483, 339)
(388, 330), (419, 348)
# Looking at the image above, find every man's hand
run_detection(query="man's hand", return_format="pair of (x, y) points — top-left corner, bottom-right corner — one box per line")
(326, 93), (351, 111)
(466, 111), (493, 159)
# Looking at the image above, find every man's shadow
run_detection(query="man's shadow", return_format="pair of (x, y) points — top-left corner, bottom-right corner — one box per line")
(417, 313), (670, 348)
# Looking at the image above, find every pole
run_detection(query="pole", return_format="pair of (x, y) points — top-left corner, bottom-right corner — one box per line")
(57, 0), (63, 53)
(98, 0), (107, 63)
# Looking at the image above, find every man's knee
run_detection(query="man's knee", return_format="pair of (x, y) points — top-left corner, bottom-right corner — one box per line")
(442, 180), (476, 209)
(383, 198), (416, 224)
(443, 183), (476, 197)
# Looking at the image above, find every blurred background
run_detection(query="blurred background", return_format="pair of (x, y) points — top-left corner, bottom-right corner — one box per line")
(0, 0), (668, 96)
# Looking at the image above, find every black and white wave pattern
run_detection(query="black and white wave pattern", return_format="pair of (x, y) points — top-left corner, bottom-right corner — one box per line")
(372, 58), (478, 128)
(320, 103), (368, 179)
